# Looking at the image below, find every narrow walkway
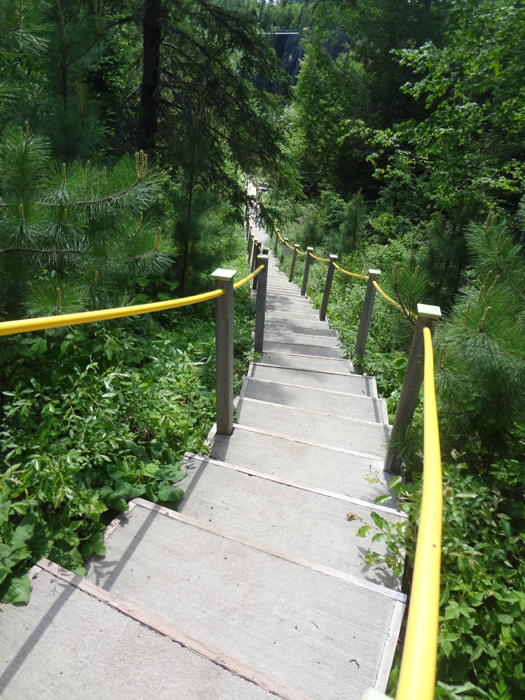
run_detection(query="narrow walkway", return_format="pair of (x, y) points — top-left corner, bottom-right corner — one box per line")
(0, 216), (406, 700)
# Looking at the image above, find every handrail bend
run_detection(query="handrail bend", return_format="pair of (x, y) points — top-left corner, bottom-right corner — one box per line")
(396, 326), (442, 700)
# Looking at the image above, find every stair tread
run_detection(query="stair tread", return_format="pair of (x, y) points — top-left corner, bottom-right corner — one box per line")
(84, 501), (403, 700)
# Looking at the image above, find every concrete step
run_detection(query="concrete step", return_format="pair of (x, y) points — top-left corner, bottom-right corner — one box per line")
(266, 310), (321, 322)
(251, 363), (377, 397)
(84, 499), (405, 700)
(235, 398), (390, 458)
(263, 331), (340, 348)
(242, 378), (388, 424)
(0, 565), (284, 700)
(260, 351), (354, 373)
(263, 341), (345, 359)
(210, 425), (395, 504)
(265, 320), (337, 338)
(178, 454), (401, 588)
(265, 293), (312, 304)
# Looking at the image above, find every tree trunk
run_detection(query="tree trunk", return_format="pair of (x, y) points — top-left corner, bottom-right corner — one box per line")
(140, 0), (162, 150)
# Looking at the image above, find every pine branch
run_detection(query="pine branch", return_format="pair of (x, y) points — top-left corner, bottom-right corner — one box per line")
(0, 246), (87, 255)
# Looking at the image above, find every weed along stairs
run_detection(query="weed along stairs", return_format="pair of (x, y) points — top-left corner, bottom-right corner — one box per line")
(0, 226), (406, 700)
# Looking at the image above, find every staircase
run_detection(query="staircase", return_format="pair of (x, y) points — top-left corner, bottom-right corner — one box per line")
(0, 222), (406, 699)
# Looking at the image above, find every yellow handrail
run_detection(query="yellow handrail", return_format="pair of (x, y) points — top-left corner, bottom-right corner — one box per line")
(0, 289), (225, 337)
(372, 281), (418, 319)
(334, 262), (369, 281)
(310, 252), (330, 262)
(396, 326), (442, 700)
(233, 265), (265, 290)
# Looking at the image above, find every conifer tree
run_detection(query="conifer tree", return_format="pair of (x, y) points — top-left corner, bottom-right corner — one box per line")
(0, 125), (170, 320)
(436, 209), (525, 466)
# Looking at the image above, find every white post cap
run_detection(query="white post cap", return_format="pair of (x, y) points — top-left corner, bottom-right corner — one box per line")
(211, 269), (236, 281)
(417, 303), (441, 319)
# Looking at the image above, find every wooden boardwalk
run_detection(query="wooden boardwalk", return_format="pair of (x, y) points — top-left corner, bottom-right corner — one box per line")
(0, 220), (406, 699)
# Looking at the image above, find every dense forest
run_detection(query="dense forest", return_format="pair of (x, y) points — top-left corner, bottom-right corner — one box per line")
(1, 1), (524, 697)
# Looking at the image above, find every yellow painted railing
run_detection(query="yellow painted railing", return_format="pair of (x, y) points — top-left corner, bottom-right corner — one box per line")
(0, 266), (265, 337)
(395, 326), (443, 700)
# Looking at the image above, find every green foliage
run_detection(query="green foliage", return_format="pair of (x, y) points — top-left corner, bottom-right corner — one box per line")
(0, 0), (109, 160)
(364, 458), (525, 698)
(436, 212), (525, 466)
(0, 232), (256, 604)
(0, 125), (169, 319)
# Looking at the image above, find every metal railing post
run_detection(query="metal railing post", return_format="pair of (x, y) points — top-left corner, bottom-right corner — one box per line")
(319, 254), (337, 322)
(384, 303), (442, 473)
(301, 247), (313, 296)
(254, 254), (269, 353)
(280, 237), (289, 266)
(354, 269), (381, 360)
(211, 268), (236, 436)
(273, 229), (279, 255)
(289, 244), (299, 282)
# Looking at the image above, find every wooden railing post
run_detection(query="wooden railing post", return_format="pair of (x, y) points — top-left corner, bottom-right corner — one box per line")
(289, 244), (299, 282)
(301, 247), (313, 296)
(251, 239), (260, 272)
(319, 254), (337, 322)
(247, 227), (253, 258)
(384, 303), (442, 473)
(280, 237), (289, 265)
(273, 229), (279, 255)
(211, 268), (236, 436)
(254, 254), (269, 353)
(245, 209), (250, 240)
(253, 248), (270, 290)
(354, 269), (381, 360)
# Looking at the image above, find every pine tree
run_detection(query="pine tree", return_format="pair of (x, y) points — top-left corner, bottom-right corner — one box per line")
(0, 124), (171, 320)
(436, 209), (525, 466)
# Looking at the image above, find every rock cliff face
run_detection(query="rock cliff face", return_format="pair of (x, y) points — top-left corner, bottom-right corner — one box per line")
(270, 31), (305, 84)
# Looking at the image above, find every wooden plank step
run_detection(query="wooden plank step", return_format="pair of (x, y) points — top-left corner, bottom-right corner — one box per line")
(242, 378), (388, 424)
(178, 453), (401, 587)
(0, 566), (295, 700)
(210, 425), (395, 503)
(263, 342), (344, 359)
(251, 364), (377, 396)
(263, 331), (341, 348)
(235, 398), (390, 458)
(260, 351), (354, 373)
(264, 320), (338, 338)
(84, 500), (405, 700)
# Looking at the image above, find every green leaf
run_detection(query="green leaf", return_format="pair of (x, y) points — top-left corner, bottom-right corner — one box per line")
(373, 494), (392, 506)
(371, 511), (390, 532)
(12, 514), (51, 560)
(0, 573), (31, 604)
(157, 487), (184, 503)
(357, 525), (371, 538)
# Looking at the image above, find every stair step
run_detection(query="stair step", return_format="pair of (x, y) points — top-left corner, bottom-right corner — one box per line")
(266, 310), (322, 322)
(84, 500), (405, 700)
(265, 320), (337, 338)
(260, 351), (354, 373)
(235, 398), (390, 458)
(263, 341), (345, 359)
(178, 454), (401, 587)
(210, 426), (394, 504)
(251, 364), (377, 396)
(0, 566), (289, 700)
(263, 331), (340, 348)
(242, 378), (388, 424)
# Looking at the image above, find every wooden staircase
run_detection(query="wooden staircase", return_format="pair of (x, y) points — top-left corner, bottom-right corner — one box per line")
(0, 222), (406, 700)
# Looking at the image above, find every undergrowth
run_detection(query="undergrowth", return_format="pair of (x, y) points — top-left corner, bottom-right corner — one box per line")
(0, 246), (255, 604)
